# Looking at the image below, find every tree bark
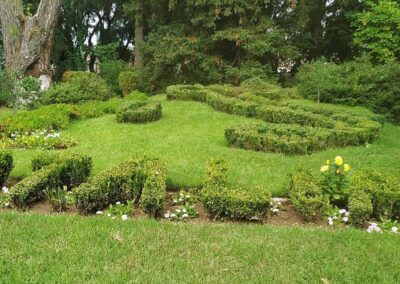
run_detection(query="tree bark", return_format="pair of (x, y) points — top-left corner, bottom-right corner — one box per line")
(134, 1), (144, 70)
(0, 0), (63, 89)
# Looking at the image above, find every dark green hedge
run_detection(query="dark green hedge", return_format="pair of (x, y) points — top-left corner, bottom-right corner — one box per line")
(116, 101), (162, 124)
(9, 153), (92, 209)
(0, 151), (13, 186)
(202, 159), (271, 220)
(74, 157), (166, 217)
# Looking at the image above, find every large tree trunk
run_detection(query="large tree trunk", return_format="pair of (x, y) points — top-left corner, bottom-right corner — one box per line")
(134, 1), (144, 70)
(0, 0), (63, 90)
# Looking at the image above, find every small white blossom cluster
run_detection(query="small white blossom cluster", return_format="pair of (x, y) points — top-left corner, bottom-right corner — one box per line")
(10, 129), (61, 140)
(2, 186), (9, 194)
(270, 200), (282, 215)
(172, 192), (191, 205)
(164, 207), (190, 220)
(367, 223), (382, 233)
(327, 208), (350, 226)
(96, 201), (132, 221)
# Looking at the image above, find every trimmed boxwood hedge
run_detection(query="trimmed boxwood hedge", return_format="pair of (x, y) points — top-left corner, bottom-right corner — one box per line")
(202, 159), (271, 220)
(74, 157), (166, 217)
(9, 153), (92, 209)
(0, 151), (13, 186)
(166, 83), (383, 155)
(116, 101), (162, 124)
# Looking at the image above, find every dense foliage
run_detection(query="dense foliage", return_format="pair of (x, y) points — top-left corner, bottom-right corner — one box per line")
(0, 151), (13, 186)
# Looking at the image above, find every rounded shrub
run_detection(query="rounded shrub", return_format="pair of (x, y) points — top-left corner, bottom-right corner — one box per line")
(43, 71), (113, 104)
(348, 190), (373, 227)
(288, 169), (328, 222)
(116, 101), (162, 124)
(119, 71), (140, 96)
(0, 151), (13, 186)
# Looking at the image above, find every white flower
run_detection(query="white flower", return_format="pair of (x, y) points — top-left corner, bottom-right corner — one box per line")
(328, 220), (334, 226)
(112, 216), (117, 220)
(116, 201), (121, 205)
(338, 209), (346, 215)
(182, 208), (187, 213)
(164, 212), (171, 219)
(182, 213), (189, 218)
(333, 216), (338, 220)
(121, 215), (128, 221)
(345, 211), (350, 216)
(2, 186), (9, 194)
(272, 208), (279, 213)
(176, 209), (181, 213)
(4, 202), (10, 207)
(107, 213), (112, 217)
(173, 199), (178, 203)
(391, 227), (398, 234)
(342, 217), (349, 223)
(277, 202), (282, 206)
(186, 195), (190, 199)
(328, 217), (333, 222)
(170, 213), (176, 218)
(96, 211), (103, 215)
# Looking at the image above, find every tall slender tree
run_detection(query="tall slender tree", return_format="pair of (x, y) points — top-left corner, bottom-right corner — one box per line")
(0, 0), (63, 88)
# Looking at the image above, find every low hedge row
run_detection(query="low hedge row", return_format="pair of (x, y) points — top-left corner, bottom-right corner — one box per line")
(74, 157), (166, 217)
(166, 84), (383, 154)
(0, 151), (13, 186)
(202, 159), (271, 220)
(116, 101), (162, 124)
(225, 124), (330, 155)
(9, 153), (92, 208)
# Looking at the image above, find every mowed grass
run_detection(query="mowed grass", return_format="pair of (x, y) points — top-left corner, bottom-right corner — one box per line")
(0, 212), (399, 284)
(8, 96), (400, 195)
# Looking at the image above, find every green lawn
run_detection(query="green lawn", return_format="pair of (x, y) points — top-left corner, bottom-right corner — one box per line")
(7, 96), (400, 195)
(0, 212), (399, 283)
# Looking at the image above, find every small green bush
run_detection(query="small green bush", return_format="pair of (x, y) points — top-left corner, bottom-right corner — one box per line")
(350, 170), (400, 219)
(31, 152), (58, 171)
(9, 153), (92, 208)
(288, 169), (327, 222)
(202, 159), (271, 220)
(348, 190), (373, 227)
(0, 151), (13, 186)
(119, 71), (140, 96)
(43, 71), (113, 104)
(100, 60), (130, 95)
(116, 101), (162, 124)
(74, 157), (166, 216)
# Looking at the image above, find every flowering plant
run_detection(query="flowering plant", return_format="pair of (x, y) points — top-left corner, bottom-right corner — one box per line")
(0, 129), (76, 149)
(270, 199), (283, 216)
(326, 207), (350, 226)
(164, 206), (199, 221)
(98, 201), (134, 221)
(320, 156), (351, 206)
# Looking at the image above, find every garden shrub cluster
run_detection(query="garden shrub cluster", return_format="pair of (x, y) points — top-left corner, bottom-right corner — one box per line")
(0, 151), (13, 186)
(288, 156), (400, 227)
(296, 59), (400, 122)
(119, 71), (139, 96)
(74, 157), (166, 217)
(9, 153), (92, 209)
(42, 71), (113, 104)
(202, 159), (271, 220)
(116, 101), (162, 124)
(166, 82), (383, 155)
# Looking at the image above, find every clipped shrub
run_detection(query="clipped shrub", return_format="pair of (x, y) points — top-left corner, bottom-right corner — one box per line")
(202, 158), (271, 220)
(348, 190), (373, 227)
(74, 157), (166, 216)
(116, 101), (162, 124)
(119, 71), (140, 96)
(43, 71), (113, 104)
(31, 152), (58, 171)
(225, 123), (331, 155)
(288, 169), (327, 222)
(100, 60), (130, 95)
(350, 170), (400, 219)
(0, 151), (13, 186)
(9, 153), (92, 208)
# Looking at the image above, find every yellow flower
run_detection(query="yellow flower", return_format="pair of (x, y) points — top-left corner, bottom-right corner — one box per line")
(320, 165), (329, 173)
(326, 160), (330, 165)
(344, 164), (350, 172)
(336, 169), (342, 174)
(335, 156), (343, 166)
